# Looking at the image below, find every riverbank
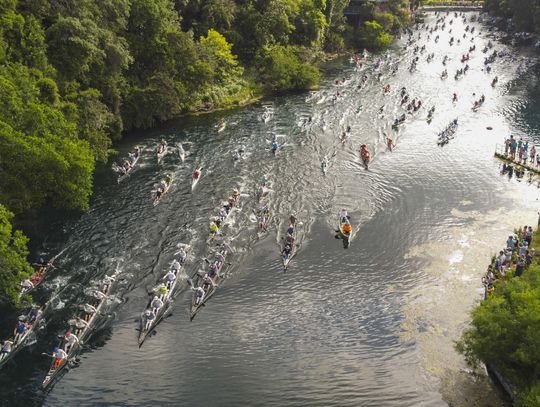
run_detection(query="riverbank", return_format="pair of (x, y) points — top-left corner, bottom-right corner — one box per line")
(458, 225), (540, 405)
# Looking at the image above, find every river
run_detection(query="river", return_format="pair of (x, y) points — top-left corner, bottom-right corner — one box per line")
(2, 11), (540, 407)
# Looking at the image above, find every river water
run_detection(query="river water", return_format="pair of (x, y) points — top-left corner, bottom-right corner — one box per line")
(2, 11), (540, 407)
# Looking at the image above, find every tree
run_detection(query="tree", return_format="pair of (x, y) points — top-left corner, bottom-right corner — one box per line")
(45, 17), (105, 82)
(0, 205), (33, 307)
(256, 44), (320, 91)
(199, 29), (243, 84)
(290, 0), (327, 48)
(456, 265), (540, 404)
(357, 20), (393, 51)
(324, 0), (349, 49)
(68, 88), (117, 161)
(0, 63), (95, 213)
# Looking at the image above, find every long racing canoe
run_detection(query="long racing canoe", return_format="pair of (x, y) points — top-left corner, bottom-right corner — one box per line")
(281, 217), (298, 271)
(0, 302), (49, 370)
(138, 247), (189, 347)
(189, 244), (230, 321)
(41, 270), (120, 391)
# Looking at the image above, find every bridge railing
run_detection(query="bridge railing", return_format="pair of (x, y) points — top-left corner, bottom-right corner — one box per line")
(421, 1), (484, 7)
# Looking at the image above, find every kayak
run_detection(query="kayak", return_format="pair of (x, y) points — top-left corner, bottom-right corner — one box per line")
(192, 167), (203, 191)
(360, 151), (370, 170)
(113, 154), (140, 183)
(138, 247), (189, 347)
(256, 207), (272, 240)
(42, 270), (120, 391)
(156, 143), (168, 164)
(153, 177), (173, 207)
(217, 121), (227, 133)
(321, 157), (329, 175)
(19, 246), (71, 299)
(337, 213), (352, 249)
(178, 143), (185, 162)
(262, 109), (273, 123)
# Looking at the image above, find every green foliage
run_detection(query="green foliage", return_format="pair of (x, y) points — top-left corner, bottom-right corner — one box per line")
(0, 0), (407, 215)
(374, 12), (400, 34)
(256, 45), (320, 91)
(0, 63), (94, 213)
(46, 17), (105, 82)
(456, 264), (540, 403)
(0, 205), (32, 307)
(67, 88), (116, 161)
(357, 20), (394, 51)
(517, 382), (540, 407)
(486, 0), (540, 32)
(199, 29), (243, 84)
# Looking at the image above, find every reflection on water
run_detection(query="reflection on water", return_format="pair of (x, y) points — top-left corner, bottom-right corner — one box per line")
(1, 11), (540, 407)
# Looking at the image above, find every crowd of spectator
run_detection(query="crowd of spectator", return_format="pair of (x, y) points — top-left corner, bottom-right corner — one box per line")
(482, 225), (535, 297)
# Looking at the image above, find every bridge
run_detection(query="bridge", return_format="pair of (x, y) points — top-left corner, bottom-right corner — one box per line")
(344, 0), (483, 24)
(420, 1), (484, 11)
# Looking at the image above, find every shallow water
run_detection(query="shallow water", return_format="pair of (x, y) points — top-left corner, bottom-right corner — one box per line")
(2, 11), (540, 407)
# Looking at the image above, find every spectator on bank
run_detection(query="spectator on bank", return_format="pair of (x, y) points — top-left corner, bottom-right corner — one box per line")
(507, 235), (516, 250)
(515, 256), (525, 277)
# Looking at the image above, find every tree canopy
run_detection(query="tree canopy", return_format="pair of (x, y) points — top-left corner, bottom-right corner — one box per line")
(0, 205), (32, 307)
(0, 0), (410, 305)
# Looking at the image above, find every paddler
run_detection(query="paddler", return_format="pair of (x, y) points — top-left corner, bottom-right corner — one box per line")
(360, 144), (370, 159)
(170, 259), (181, 273)
(155, 283), (169, 297)
(175, 247), (187, 264)
(21, 279), (34, 293)
(72, 317), (88, 334)
(155, 185), (164, 201)
(13, 318), (28, 343)
(387, 137), (395, 151)
(151, 296), (164, 314)
(163, 268), (177, 288)
(193, 168), (201, 180)
(342, 222), (352, 236)
(28, 304), (41, 323)
(82, 303), (97, 322)
(144, 309), (155, 330)
(209, 221), (219, 235)
(50, 346), (68, 368)
(192, 286), (205, 305)
(282, 244), (292, 258)
(271, 140), (278, 154)
(340, 209), (349, 223)
(208, 264), (218, 280)
(218, 207), (228, 219)
(63, 331), (79, 352)
(93, 289), (107, 301)
(0, 340), (13, 359)
(203, 274), (217, 288)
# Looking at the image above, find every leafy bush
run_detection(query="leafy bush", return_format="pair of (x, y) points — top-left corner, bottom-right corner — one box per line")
(456, 264), (540, 404)
(0, 205), (33, 307)
(357, 20), (394, 51)
(256, 45), (320, 92)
